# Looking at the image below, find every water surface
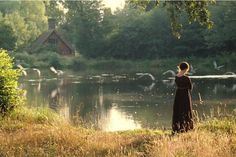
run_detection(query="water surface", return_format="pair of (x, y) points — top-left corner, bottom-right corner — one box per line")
(20, 71), (236, 131)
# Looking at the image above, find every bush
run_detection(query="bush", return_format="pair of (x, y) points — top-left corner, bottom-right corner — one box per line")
(70, 57), (87, 70)
(0, 49), (24, 116)
(34, 50), (62, 68)
(12, 51), (35, 68)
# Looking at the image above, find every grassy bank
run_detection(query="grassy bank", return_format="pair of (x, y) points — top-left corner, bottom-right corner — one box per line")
(12, 52), (236, 75)
(0, 106), (236, 157)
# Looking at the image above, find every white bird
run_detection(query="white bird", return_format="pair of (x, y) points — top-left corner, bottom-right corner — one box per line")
(37, 82), (41, 92)
(213, 61), (224, 70)
(136, 73), (155, 81)
(16, 64), (28, 76)
(51, 88), (60, 98)
(198, 92), (204, 104)
(32, 68), (41, 77)
(224, 72), (236, 75)
(162, 70), (176, 76)
(162, 79), (175, 86)
(50, 67), (64, 76)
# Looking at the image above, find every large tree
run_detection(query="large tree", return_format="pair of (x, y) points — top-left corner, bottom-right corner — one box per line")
(0, 1), (47, 49)
(62, 0), (104, 57)
(205, 1), (236, 52)
(0, 21), (16, 50)
(127, 0), (215, 38)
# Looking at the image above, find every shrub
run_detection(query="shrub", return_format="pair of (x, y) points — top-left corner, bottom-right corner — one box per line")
(36, 50), (62, 68)
(0, 49), (24, 116)
(12, 51), (35, 67)
(70, 57), (87, 70)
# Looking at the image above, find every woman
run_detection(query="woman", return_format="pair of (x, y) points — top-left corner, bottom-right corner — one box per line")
(172, 62), (193, 133)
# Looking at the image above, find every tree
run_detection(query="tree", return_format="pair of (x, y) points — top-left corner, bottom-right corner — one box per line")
(1, 1), (47, 49)
(0, 21), (17, 50)
(127, 0), (215, 38)
(205, 1), (236, 53)
(44, 0), (65, 26)
(103, 7), (172, 59)
(62, 0), (104, 57)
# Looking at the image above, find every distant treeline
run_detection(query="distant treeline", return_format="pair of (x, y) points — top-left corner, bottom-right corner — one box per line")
(0, 1), (235, 59)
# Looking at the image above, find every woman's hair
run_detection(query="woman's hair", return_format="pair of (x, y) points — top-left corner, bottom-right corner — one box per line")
(178, 62), (190, 71)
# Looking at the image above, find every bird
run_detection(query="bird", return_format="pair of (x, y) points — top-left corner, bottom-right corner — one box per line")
(16, 64), (28, 76)
(136, 73), (155, 81)
(162, 79), (175, 86)
(50, 66), (64, 76)
(213, 61), (224, 70)
(224, 72), (236, 75)
(32, 68), (41, 77)
(162, 70), (176, 76)
(198, 92), (204, 104)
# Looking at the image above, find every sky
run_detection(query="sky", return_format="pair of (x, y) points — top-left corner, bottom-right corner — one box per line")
(103, 0), (125, 12)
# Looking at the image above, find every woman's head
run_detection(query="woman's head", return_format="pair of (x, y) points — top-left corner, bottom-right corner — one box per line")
(178, 62), (190, 73)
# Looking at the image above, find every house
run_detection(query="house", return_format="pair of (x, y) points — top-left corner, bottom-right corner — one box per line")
(28, 19), (75, 56)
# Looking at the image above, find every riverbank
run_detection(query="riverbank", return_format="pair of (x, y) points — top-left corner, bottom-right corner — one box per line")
(0, 106), (236, 156)
(13, 52), (236, 75)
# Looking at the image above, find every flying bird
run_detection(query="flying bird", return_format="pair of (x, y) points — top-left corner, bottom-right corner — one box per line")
(136, 73), (155, 81)
(213, 61), (224, 70)
(162, 70), (176, 76)
(32, 68), (41, 77)
(50, 67), (64, 76)
(16, 64), (28, 76)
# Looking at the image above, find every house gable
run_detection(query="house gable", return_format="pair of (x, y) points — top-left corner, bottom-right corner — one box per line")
(28, 30), (75, 56)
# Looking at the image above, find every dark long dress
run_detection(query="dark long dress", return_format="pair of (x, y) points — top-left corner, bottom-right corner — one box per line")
(172, 75), (193, 133)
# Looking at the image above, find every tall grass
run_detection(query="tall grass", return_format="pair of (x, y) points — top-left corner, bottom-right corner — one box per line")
(0, 106), (235, 156)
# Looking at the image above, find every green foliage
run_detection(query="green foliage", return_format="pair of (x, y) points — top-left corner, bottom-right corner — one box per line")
(13, 51), (35, 67)
(0, 22), (16, 50)
(45, 0), (64, 26)
(62, 0), (104, 57)
(0, 1), (235, 60)
(70, 57), (87, 71)
(34, 51), (62, 68)
(205, 1), (236, 52)
(57, 1), (235, 59)
(0, 49), (24, 116)
(8, 106), (62, 124)
(128, 0), (215, 38)
(1, 1), (47, 48)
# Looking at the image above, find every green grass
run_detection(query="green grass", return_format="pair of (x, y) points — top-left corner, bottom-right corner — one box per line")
(0, 106), (236, 156)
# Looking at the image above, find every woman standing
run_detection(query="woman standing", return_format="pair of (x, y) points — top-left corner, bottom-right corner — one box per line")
(172, 62), (193, 133)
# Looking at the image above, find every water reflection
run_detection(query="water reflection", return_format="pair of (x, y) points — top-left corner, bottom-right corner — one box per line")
(99, 104), (141, 131)
(20, 73), (236, 131)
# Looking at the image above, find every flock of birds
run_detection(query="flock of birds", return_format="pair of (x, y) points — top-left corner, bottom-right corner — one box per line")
(16, 64), (64, 78)
(16, 60), (232, 81)
(162, 61), (235, 77)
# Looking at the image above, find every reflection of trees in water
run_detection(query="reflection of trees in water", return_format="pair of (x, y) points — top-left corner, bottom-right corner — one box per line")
(192, 79), (236, 100)
(22, 75), (236, 130)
